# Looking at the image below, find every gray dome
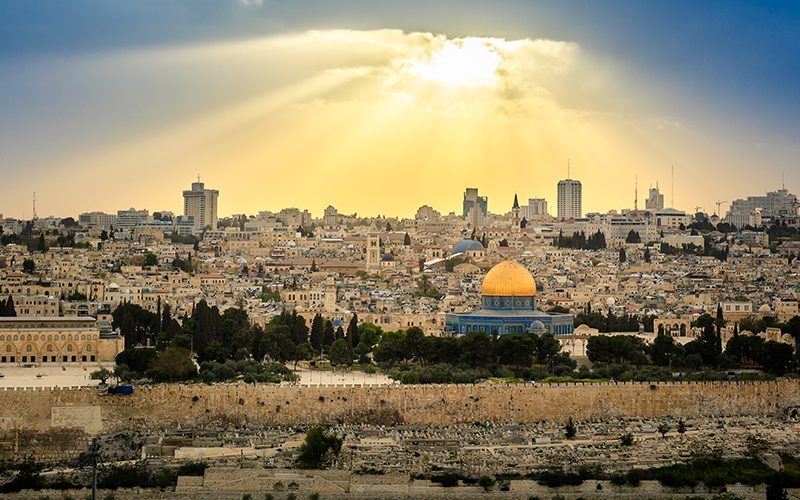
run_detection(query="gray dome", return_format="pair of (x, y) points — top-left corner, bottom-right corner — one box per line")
(453, 239), (484, 254)
(528, 321), (547, 335)
(381, 254), (395, 261)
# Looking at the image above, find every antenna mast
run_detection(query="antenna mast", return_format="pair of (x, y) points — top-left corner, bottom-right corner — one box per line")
(567, 159), (570, 179)
(634, 173), (638, 211)
(32, 192), (37, 220)
(671, 165), (674, 208)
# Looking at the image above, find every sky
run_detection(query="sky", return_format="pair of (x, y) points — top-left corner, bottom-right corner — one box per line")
(1, 0), (799, 219)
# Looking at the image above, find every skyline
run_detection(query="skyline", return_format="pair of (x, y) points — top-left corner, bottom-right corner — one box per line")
(1, 1), (799, 219)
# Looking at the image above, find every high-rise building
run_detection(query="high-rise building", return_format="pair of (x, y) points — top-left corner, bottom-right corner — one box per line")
(522, 198), (548, 219)
(462, 188), (488, 228)
(183, 179), (219, 233)
(726, 188), (799, 227)
(557, 179), (582, 220)
(646, 184), (665, 210)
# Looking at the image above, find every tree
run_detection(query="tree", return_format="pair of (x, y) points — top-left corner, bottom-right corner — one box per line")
(766, 473), (788, 500)
(22, 258), (35, 274)
(90, 368), (112, 385)
(643, 247), (651, 263)
(620, 433), (635, 446)
(499, 238), (509, 247)
(477, 475), (496, 491)
(148, 347), (197, 382)
(657, 423), (670, 438)
(619, 247), (627, 263)
(143, 252), (158, 267)
(625, 230), (642, 244)
(329, 339), (351, 366)
(346, 313), (359, 350)
(1, 296), (16, 317)
(38, 233), (47, 253)
(677, 419), (686, 434)
(564, 417), (577, 439)
(310, 314), (325, 351)
(295, 427), (342, 469)
(322, 321), (335, 347)
(403, 232), (411, 245)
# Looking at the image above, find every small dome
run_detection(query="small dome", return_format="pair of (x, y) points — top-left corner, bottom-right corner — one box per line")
(758, 304), (772, 313)
(453, 239), (484, 254)
(529, 320), (547, 334)
(481, 260), (537, 297)
(381, 254), (395, 261)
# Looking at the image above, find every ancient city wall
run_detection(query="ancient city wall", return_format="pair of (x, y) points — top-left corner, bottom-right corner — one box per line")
(0, 380), (798, 435)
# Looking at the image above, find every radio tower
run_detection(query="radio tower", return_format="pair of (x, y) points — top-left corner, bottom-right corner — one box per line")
(32, 192), (38, 221)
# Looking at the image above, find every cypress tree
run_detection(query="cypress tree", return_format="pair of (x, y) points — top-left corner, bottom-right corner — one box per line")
(310, 313), (324, 351)
(347, 313), (359, 350)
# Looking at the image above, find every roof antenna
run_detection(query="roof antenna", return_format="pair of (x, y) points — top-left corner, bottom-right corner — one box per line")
(634, 174), (638, 211)
(32, 192), (37, 221)
(671, 165), (675, 208)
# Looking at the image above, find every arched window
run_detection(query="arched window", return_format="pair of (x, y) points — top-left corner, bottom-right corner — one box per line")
(67, 345), (73, 352)
(26, 345), (32, 352)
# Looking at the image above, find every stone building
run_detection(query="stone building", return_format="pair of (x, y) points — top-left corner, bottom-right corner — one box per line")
(0, 316), (122, 366)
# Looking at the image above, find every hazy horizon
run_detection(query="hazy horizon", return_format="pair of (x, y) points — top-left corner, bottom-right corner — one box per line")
(1, 1), (799, 219)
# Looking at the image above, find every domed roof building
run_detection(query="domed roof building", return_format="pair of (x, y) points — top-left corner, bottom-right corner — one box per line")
(452, 238), (484, 255)
(445, 259), (574, 336)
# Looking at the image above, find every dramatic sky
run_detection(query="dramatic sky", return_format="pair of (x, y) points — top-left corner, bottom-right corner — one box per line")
(1, 1), (799, 219)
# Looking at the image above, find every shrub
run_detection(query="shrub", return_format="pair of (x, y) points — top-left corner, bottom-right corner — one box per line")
(620, 433), (635, 446)
(430, 473), (460, 487)
(478, 475), (496, 491)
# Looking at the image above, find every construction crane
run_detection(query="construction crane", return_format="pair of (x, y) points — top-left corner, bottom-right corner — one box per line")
(715, 200), (727, 217)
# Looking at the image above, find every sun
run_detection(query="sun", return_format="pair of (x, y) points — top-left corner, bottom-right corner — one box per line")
(406, 38), (504, 88)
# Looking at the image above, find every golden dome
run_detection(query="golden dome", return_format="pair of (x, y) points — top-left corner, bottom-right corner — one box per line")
(480, 260), (537, 297)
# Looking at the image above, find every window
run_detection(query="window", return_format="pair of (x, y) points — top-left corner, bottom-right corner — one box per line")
(26, 345), (32, 352)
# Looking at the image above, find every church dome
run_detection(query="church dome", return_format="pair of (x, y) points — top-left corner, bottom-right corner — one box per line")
(453, 239), (484, 254)
(481, 260), (537, 297)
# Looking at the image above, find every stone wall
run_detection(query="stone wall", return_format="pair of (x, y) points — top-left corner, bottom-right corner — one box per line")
(1, 380), (799, 462)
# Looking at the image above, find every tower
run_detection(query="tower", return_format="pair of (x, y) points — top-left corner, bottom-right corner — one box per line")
(182, 178), (219, 234)
(366, 222), (381, 271)
(511, 194), (520, 229)
(557, 178), (582, 220)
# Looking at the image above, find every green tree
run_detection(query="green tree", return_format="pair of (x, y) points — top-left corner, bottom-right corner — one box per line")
(148, 347), (197, 382)
(295, 427), (342, 469)
(1, 296), (16, 317)
(22, 258), (35, 274)
(564, 417), (577, 439)
(619, 247), (627, 263)
(309, 313), (325, 351)
(677, 419), (686, 434)
(657, 423), (670, 438)
(329, 339), (351, 366)
(143, 252), (159, 267)
(90, 367), (113, 384)
(625, 230), (642, 244)
(477, 475), (496, 491)
(346, 313), (359, 350)
(643, 247), (651, 263)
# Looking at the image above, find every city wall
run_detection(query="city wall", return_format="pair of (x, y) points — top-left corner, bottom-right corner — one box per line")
(1, 380), (799, 462)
